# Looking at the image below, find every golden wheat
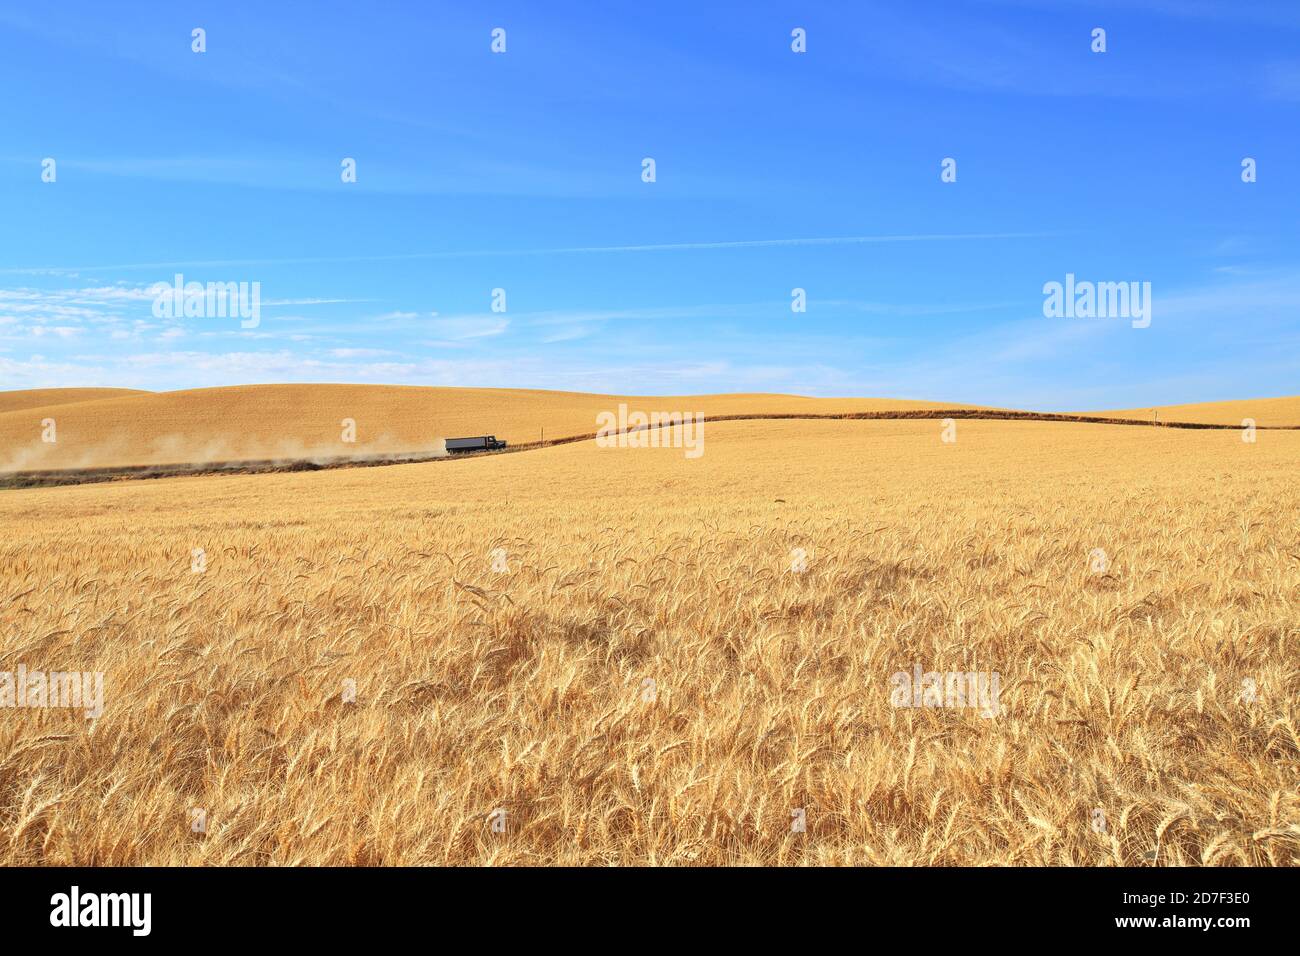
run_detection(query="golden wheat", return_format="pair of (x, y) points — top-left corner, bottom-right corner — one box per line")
(0, 418), (1295, 865)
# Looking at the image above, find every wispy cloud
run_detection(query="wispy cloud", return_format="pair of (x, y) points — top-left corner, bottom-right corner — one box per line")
(0, 233), (1053, 275)
(424, 315), (509, 341)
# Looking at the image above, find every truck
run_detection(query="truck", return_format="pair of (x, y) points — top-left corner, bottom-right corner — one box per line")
(444, 435), (507, 454)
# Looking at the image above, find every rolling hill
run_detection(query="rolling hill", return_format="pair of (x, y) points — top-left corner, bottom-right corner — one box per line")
(1080, 396), (1300, 427)
(0, 384), (989, 472)
(0, 387), (150, 415)
(0, 383), (1296, 474)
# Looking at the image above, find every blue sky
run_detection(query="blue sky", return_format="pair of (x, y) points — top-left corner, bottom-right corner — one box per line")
(0, 0), (1297, 409)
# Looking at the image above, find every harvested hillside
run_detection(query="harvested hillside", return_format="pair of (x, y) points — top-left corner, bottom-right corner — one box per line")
(0, 387), (149, 415)
(4, 382), (1298, 475)
(0, 383), (988, 471)
(1083, 396), (1300, 427)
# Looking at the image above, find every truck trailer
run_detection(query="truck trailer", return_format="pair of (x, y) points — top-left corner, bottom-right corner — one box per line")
(444, 435), (507, 454)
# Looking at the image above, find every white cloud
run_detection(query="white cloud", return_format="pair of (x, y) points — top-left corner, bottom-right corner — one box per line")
(425, 315), (509, 341)
(30, 325), (82, 340)
(329, 347), (395, 358)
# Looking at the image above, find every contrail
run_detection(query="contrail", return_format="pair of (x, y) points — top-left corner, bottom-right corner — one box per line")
(0, 232), (1055, 275)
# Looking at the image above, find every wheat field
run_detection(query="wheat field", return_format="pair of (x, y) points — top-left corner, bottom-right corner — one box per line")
(0, 413), (1296, 865)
